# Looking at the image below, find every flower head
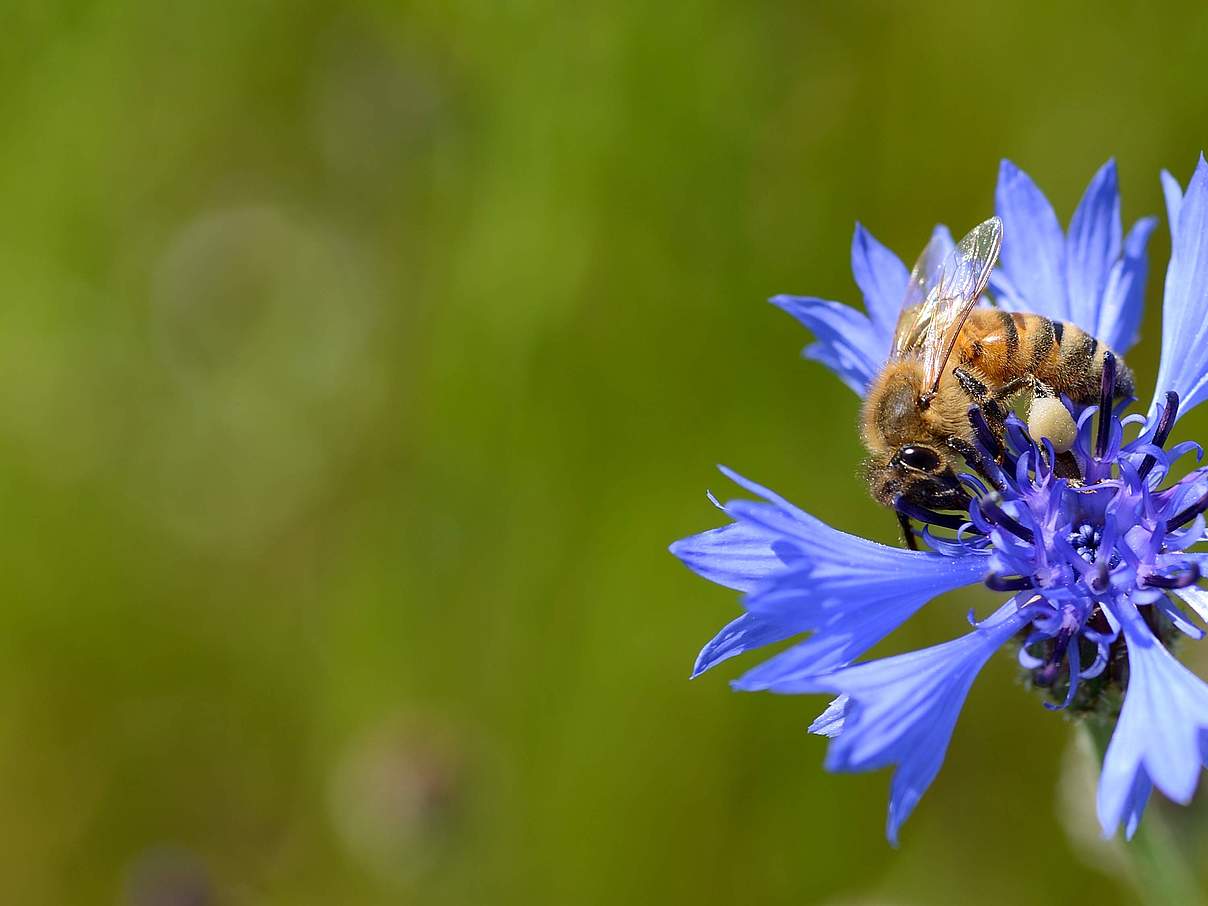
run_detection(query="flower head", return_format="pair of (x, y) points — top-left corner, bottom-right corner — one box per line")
(674, 156), (1208, 843)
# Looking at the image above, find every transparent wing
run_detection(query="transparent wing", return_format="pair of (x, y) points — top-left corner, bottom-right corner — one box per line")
(890, 232), (952, 358)
(892, 217), (1003, 393)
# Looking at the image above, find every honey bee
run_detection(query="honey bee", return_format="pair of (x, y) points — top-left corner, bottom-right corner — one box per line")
(862, 217), (1134, 539)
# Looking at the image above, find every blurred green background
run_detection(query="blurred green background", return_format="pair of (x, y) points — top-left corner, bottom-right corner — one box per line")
(5, 1), (1208, 903)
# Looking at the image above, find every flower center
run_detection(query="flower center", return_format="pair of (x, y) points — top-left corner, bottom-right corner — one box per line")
(1068, 523), (1102, 562)
(1066, 521), (1122, 570)
(893, 356), (1208, 716)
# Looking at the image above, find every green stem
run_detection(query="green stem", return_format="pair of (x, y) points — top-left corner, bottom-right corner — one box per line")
(1083, 720), (1204, 906)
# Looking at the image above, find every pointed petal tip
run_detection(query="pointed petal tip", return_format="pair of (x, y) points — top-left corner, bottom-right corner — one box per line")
(1080, 157), (1119, 191)
(1094, 790), (1117, 840)
(1191, 153), (1208, 184)
(728, 676), (759, 693)
(1160, 169), (1183, 200)
(1135, 214), (1159, 233)
(997, 158), (1040, 190)
(997, 158), (1042, 189)
(885, 815), (903, 848)
(807, 694), (849, 737)
(769, 293), (829, 314)
(849, 220), (883, 253)
(768, 293), (795, 311)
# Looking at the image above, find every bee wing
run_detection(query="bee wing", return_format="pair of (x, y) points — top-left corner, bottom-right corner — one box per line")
(892, 217), (1003, 394)
(890, 231), (952, 358)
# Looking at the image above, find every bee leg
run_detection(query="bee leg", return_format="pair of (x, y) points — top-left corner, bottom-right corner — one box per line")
(989, 375), (1031, 408)
(953, 367), (990, 404)
(896, 510), (919, 551)
(956, 367), (1017, 427)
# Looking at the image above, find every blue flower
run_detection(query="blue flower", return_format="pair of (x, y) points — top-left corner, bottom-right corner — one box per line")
(673, 156), (1208, 843)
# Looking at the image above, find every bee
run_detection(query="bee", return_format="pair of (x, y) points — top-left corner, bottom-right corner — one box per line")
(862, 217), (1134, 541)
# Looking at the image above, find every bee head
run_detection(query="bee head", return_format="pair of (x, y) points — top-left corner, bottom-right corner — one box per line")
(862, 365), (936, 450)
(862, 362), (971, 513)
(867, 443), (970, 513)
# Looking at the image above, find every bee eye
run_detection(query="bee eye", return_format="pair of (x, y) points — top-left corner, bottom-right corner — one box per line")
(897, 445), (941, 472)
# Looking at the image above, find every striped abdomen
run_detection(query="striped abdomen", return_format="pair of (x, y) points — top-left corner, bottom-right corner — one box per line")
(959, 309), (1134, 403)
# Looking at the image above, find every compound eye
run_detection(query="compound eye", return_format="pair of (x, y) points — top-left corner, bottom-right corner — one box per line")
(897, 445), (941, 472)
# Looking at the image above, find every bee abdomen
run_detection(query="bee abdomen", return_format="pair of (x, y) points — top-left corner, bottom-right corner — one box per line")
(1039, 318), (1133, 403)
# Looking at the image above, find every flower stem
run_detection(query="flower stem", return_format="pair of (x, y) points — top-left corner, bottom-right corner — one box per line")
(1082, 720), (1204, 906)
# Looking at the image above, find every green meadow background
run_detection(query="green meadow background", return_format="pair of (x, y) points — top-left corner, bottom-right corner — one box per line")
(4, 1), (1208, 903)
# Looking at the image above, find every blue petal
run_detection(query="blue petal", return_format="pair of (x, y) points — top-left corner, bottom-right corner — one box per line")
(1097, 597), (1208, 838)
(1162, 169), (1184, 248)
(988, 266), (1027, 312)
(673, 472), (824, 677)
(808, 695), (849, 738)
(1173, 585), (1208, 623)
(926, 223), (955, 259)
(732, 601), (924, 690)
(693, 612), (804, 678)
(1096, 216), (1158, 354)
(732, 542), (988, 690)
(791, 601), (1031, 845)
(995, 159), (1069, 322)
(676, 467), (986, 683)
(712, 470), (988, 690)
(1066, 160), (1122, 335)
(715, 466), (832, 538)
(1152, 155), (1208, 418)
(1120, 772), (1153, 841)
(851, 223), (909, 346)
(772, 295), (884, 396)
(670, 520), (796, 594)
